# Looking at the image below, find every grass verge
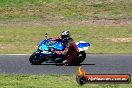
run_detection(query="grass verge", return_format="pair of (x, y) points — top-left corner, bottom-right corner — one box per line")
(0, 0), (132, 54)
(0, 0), (131, 20)
(0, 74), (131, 88)
(0, 24), (132, 54)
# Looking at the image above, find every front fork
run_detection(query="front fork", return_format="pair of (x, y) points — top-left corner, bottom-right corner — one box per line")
(35, 49), (50, 62)
(34, 50), (43, 61)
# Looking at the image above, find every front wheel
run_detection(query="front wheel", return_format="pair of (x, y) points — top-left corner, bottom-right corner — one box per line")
(29, 52), (42, 65)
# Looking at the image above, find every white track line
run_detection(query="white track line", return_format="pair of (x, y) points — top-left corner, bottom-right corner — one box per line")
(0, 54), (31, 55)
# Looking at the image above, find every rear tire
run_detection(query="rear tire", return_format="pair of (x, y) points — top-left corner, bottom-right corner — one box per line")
(77, 51), (86, 64)
(29, 53), (42, 65)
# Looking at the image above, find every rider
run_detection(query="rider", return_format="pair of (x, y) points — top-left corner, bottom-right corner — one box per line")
(56, 30), (79, 65)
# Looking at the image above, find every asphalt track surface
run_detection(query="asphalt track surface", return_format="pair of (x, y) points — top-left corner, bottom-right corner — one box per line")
(0, 54), (132, 75)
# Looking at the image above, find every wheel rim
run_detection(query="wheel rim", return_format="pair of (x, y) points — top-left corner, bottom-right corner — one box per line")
(32, 55), (40, 63)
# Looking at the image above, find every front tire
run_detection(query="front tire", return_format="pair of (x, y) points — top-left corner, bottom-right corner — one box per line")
(29, 53), (42, 65)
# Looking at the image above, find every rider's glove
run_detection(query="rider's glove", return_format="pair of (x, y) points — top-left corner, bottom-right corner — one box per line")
(55, 51), (62, 55)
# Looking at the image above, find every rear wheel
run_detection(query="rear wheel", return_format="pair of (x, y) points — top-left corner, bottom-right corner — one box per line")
(29, 53), (42, 65)
(77, 51), (86, 64)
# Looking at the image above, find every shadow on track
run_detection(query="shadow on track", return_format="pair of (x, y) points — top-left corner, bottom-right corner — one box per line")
(80, 63), (95, 66)
(32, 63), (96, 66)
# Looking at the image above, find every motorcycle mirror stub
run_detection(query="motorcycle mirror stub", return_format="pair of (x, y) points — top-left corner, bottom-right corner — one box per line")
(45, 33), (48, 39)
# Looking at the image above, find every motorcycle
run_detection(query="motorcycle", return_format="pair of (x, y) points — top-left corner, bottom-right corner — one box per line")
(29, 33), (90, 65)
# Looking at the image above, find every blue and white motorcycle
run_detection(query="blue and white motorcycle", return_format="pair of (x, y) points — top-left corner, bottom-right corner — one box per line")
(29, 34), (90, 65)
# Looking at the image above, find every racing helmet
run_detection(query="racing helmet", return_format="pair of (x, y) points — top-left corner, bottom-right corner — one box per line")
(61, 30), (71, 40)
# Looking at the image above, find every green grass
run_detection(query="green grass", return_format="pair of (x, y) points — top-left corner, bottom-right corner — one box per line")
(0, 0), (131, 20)
(0, 74), (131, 88)
(0, 24), (132, 54)
(0, 0), (132, 54)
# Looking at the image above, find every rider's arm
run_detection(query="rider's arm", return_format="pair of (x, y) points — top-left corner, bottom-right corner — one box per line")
(62, 39), (73, 55)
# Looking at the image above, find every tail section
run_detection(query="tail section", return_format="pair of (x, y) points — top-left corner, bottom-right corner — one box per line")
(76, 41), (90, 52)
